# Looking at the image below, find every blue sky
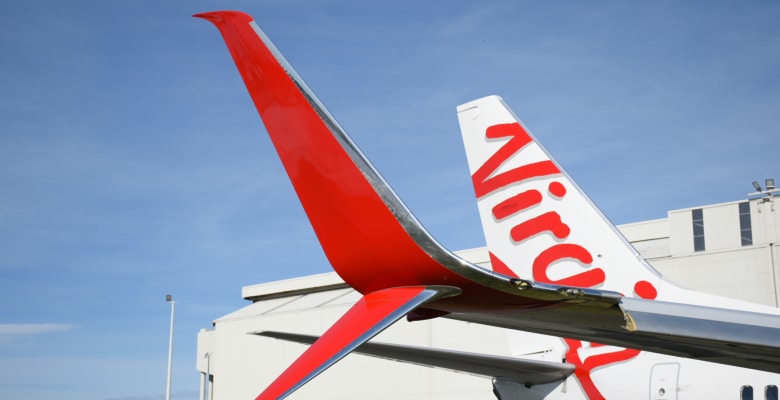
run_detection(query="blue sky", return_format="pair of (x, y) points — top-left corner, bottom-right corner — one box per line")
(1, 1), (778, 399)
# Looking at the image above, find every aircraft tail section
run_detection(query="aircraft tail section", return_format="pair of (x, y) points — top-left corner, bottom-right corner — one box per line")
(457, 96), (670, 300)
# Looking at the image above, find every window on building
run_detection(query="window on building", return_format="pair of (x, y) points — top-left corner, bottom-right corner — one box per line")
(692, 208), (705, 252)
(766, 385), (778, 400)
(741, 385), (753, 400)
(739, 202), (753, 246)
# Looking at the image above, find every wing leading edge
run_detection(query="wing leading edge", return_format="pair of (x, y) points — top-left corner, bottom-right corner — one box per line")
(193, 11), (496, 296)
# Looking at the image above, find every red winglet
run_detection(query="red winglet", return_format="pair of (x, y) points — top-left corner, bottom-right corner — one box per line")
(195, 12), (481, 399)
(255, 286), (460, 399)
(194, 11), (468, 294)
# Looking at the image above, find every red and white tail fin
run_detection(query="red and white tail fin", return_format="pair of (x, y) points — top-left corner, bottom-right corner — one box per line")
(458, 96), (673, 301)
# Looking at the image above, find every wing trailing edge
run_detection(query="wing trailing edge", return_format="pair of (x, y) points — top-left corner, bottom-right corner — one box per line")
(255, 330), (574, 386)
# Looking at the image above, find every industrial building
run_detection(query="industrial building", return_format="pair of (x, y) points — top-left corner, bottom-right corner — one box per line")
(196, 191), (779, 399)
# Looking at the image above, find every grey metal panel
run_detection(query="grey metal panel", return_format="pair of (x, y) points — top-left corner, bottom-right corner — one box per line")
(446, 294), (780, 374)
(254, 331), (574, 385)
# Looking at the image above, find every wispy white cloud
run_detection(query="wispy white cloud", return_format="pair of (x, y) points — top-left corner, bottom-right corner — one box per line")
(0, 323), (75, 335)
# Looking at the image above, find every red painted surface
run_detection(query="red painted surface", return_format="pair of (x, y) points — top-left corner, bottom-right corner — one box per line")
(511, 212), (571, 243)
(198, 12), (663, 400)
(254, 287), (429, 400)
(548, 181), (566, 198)
(492, 189), (543, 220)
(634, 280), (658, 300)
(471, 123), (560, 198)
(194, 9), (570, 323)
(195, 11), (469, 296)
(468, 120), (661, 399)
(532, 244), (605, 287)
(489, 251), (519, 278)
(564, 338), (641, 400)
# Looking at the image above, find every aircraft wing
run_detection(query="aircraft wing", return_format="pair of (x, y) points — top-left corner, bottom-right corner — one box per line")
(196, 10), (780, 399)
(448, 294), (780, 373)
(254, 331), (575, 385)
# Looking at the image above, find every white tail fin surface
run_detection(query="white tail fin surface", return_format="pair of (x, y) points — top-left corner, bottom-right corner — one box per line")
(458, 96), (670, 300)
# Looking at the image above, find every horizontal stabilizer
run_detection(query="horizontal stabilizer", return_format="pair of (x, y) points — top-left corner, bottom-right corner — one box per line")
(452, 294), (780, 374)
(255, 331), (574, 386)
(620, 298), (780, 371)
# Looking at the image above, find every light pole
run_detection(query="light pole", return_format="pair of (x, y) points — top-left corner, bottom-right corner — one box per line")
(200, 352), (212, 400)
(165, 294), (176, 400)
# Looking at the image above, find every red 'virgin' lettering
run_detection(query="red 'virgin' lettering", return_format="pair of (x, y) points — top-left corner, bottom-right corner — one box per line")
(472, 121), (656, 400)
(532, 244), (606, 287)
(471, 123), (559, 198)
(489, 252), (519, 278)
(548, 181), (566, 198)
(492, 189), (542, 220)
(633, 280), (658, 299)
(564, 338), (641, 400)
(510, 212), (570, 243)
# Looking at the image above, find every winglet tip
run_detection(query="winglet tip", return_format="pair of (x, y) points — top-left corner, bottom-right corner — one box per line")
(193, 10), (253, 25)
